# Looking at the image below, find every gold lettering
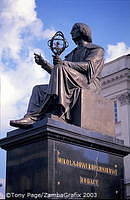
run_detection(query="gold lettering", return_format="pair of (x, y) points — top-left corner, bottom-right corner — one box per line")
(57, 157), (62, 163)
(105, 167), (109, 174)
(84, 178), (86, 184)
(57, 155), (118, 176)
(80, 176), (99, 187)
(108, 168), (112, 174)
(81, 162), (86, 169)
(62, 158), (64, 164)
(73, 161), (77, 167)
(80, 176), (83, 183)
(75, 161), (79, 167)
(66, 159), (69, 165)
(78, 162), (82, 168)
(88, 164), (92, 170)
(69, 159), (72, 166)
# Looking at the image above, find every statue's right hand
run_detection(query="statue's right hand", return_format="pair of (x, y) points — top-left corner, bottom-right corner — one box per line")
(34, 53), (46, 65)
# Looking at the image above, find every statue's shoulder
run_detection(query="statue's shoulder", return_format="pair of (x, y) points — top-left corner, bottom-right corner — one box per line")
(85, 43), (104, 51)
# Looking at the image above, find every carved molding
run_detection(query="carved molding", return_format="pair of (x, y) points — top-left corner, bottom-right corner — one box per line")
(101, 69), (130, 86)
(118, 92), (130, 105)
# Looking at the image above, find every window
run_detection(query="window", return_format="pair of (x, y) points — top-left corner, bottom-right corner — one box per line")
(114, 100), (118, 123)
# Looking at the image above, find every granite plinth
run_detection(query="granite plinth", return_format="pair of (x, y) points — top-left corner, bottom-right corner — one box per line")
(71, 90), (115, 136)
(0, 118), (130, 200)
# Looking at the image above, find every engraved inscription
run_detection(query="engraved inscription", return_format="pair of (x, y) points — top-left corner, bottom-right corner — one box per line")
(57, 153), (118, 176)
(80, 176), (99, 186)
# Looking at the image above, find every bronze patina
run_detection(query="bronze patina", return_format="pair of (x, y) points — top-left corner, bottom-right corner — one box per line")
(10, 23), (104, 128)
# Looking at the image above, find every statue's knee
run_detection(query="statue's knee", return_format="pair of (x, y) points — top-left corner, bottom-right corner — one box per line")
(32, 85), (41, 93)
(32, 84), (48, 94)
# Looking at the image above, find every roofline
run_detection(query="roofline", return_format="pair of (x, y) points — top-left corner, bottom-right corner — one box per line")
(105, 54), (130, 65)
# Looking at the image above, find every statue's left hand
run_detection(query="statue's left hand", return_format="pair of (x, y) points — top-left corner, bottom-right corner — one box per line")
(53, 55), (63, 65)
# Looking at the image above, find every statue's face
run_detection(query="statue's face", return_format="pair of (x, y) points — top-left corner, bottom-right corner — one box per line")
(70, 25), (81, 40)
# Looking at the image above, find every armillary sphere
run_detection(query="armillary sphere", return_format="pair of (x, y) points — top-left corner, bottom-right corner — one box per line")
(48, 31), (69, 56)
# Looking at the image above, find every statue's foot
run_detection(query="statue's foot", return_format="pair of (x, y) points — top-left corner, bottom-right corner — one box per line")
(10, 116), (36, 128)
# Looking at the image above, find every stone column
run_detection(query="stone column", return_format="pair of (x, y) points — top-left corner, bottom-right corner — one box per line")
(118, 92), (130, 199)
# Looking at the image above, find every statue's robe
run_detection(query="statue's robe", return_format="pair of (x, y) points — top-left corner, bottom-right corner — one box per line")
(27, 43), (104, 121)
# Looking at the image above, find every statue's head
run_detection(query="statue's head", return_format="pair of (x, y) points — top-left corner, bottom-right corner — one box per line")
(70, 23), (92, 43)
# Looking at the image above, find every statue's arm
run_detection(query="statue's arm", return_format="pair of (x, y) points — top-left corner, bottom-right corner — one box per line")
(41, 61), (53, 74)
(34, 53), (53, 74)
(64, 48), (104, 71)
(64, 47), (104, 82)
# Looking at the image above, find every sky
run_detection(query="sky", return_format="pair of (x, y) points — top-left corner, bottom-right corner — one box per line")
(0, 0), (130, 198)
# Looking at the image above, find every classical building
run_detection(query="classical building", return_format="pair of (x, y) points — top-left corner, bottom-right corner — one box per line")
(101, 54), (130, 199)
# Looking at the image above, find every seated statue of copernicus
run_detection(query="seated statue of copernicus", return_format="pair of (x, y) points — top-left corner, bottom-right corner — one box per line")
(10, 23), (104, 128)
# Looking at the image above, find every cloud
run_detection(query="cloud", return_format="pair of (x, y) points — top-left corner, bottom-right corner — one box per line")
(105, 42), (130, 62)
(0, 0), (55, 59)
(1, 54), (50, 135)
(0, 0), (56, 136)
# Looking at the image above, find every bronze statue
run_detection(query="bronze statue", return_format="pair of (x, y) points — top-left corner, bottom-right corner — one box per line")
(10, 23), (104, 128)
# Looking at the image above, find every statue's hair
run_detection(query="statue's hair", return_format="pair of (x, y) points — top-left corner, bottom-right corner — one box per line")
(71, 23), (92, 43)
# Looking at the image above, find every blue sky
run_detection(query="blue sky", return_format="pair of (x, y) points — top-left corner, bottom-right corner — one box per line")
(0, 0), (130, 197)
(35, 0), (130, 58)
(36, 0), (130, 45)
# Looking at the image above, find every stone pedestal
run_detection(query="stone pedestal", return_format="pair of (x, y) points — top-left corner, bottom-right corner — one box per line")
(0, 118), (129, 200)
(71, 90), (115, 136)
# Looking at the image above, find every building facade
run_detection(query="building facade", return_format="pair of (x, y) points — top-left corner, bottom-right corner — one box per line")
(101, 54), (130, 199)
